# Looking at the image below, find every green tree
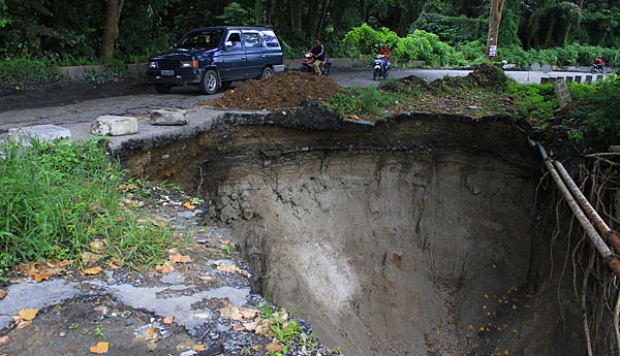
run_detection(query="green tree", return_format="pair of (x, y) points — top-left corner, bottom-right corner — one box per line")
(520, 0), (582, 49)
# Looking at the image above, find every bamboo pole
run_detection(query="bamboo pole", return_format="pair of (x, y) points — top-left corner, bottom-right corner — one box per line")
(535, 142), (620, 278)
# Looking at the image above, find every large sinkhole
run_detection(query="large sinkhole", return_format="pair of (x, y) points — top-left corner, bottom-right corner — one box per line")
(121, 113), (590, 355)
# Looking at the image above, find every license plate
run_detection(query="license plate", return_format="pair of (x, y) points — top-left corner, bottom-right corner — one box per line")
(161, 70), (174, 76)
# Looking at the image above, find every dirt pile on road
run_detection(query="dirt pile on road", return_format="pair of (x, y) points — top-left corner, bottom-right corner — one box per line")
(203, 70), (342, 111)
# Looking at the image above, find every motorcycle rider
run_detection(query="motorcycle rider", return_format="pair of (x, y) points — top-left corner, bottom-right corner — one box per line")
(377, 43), (391, 74)
(594, 56), (605, 70)
(310, 38), (325, 75)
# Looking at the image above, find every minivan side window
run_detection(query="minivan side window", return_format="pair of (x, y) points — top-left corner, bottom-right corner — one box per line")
(243, 33), (261, 48)
(261, 30), (280, 48)
(227, 32), (242, 47)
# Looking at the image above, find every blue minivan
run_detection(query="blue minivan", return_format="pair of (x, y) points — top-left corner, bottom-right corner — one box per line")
(146, 26), (285, 95)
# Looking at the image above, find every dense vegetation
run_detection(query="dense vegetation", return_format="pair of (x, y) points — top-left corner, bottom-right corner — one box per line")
(0, 0), (618, 67)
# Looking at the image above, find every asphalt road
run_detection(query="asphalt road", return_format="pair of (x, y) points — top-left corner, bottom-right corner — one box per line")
(329, 66), (606, 87)
(0, 67), (604, 131)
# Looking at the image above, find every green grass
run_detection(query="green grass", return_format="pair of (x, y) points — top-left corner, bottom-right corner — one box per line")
(0, 137), (172, 271)
(505, 81), (558, 123)
(323, 85), (409, 119)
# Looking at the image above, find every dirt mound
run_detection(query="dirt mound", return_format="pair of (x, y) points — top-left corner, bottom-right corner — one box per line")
(204, 70), (342, 111)
(397, 63), (509, 92)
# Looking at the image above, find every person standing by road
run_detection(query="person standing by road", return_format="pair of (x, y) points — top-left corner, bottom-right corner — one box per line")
(310, 38), (325, 75)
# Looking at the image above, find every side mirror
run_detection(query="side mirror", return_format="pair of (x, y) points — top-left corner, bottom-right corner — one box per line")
(225, 41), (233, 48)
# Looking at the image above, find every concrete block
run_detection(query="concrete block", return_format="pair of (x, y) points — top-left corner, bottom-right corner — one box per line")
(8, 125), (72, 145)
(91, 115), (138, 136)
(150, 108), (189, 126)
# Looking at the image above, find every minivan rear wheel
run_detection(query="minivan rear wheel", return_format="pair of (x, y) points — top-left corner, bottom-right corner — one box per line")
(200, 70), (219, 95)
(260, 67), (275, 79)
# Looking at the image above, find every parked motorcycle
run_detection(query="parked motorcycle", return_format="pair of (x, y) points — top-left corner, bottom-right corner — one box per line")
(590, 63), (605, 74)
(299, 51), (332, 76)
(373, 54), (390, 80)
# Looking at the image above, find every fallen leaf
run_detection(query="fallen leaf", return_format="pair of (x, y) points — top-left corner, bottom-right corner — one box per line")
(155, 261), (175, 274)
(183, 201), (196, 210)
(217, 263), (251, 278)
(163, 315), (175, 324)
(219, 302), (258, 321)
(145, 327), (158, 341)
(18, 309), (39, 321)
(192, 345), (207, 351)
(30, 270), (51, 282)
(89, 341), (109, 354)
(249, 318), (272, 335)
(108, 260), (123, 269)
(0, 290), (6, 300)
(170, 253), (191, 264)
(82, 251), (101, 265)
(265, 339), (283, 353)
(16, 319), (32, 329)
(151, 220), (168, 227)
(0, 335), (9, 347)
(82, 267), (103, 275)
(89, 239), (107, 252)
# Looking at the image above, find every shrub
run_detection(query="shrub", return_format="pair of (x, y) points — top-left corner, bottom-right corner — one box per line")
(0, 57), (64, 82)
(567, 73), (620, 142)
(505, 82), (557, 122)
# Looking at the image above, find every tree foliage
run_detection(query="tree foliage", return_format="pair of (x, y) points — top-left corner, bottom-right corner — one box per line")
(0, 0), (619, 63)
(341, 24), (465, 67)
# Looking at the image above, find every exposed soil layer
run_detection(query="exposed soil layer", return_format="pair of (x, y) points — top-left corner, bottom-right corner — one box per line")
(118, 113), (586, 355)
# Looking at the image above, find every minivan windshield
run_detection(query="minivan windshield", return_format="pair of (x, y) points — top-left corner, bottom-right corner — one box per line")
(177, 29), (224, 50)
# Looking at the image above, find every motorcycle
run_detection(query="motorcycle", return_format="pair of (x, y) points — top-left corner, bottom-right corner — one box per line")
(372, 54), (390, 80)
(590, 63), (605, 74)
(299, 51), (332, 76)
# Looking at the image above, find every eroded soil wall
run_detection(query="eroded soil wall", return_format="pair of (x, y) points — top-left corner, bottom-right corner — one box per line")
(121, 113), (585, 355)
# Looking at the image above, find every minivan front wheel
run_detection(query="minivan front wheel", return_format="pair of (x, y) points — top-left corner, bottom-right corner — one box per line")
(200, 70), (219, 95)
(260, 67), (274, 79)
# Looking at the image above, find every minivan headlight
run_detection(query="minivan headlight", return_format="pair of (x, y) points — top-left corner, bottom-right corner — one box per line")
(148, 61), (157, 69)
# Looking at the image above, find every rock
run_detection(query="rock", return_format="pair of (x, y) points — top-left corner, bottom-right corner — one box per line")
(91, 115), (138, 136)
(150, 108), (189, 126)
(8, 125), (71, 145)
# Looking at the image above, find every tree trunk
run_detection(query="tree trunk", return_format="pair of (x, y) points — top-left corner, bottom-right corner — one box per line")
(314, 0), (331, 40)
(486, 0), (504, 59)
(100, 0), (124, 61)
(263, 0), (276, 25)
(360, 0), (367, 23)
(291, 0), (302, 31)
